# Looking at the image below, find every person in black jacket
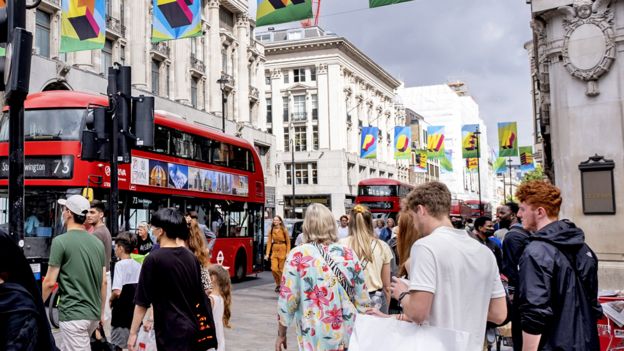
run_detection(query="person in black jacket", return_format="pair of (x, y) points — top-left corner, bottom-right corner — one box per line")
(516, 181), (601, 351)
(500, 201), (530, 351)
(0, 231), (58, 351)
(471, 216), (503, 271)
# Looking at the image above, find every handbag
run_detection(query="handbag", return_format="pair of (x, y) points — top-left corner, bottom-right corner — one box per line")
(349, 314), (470, 351)
(90, 325), (115, 351)
(192, 284), (218, 351)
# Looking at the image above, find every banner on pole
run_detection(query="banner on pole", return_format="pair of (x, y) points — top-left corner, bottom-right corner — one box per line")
(494, 156), (507, 174)
(519, 146), (535, 172)
(414, 150), (427, 173)
(61, 0), (106, 53)
(369, 0), (412, 8)
(256, 0), (313, 27)
(152, 0), (202, 43)
(426, 126), (445, 160)
(394, 126), (411, 160)
(498, 122), (518, 157)
(461, 124), (480, 159)
(440, 150), (453, 174)
(466, 158), (478, 171)
(360, 127), (378, 159)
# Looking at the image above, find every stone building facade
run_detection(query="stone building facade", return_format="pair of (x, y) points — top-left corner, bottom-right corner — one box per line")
(400, 83), (496, 206)
(257, 27), (407, 218)
(18, 0), (277, 214)
(526, 0), (624, 287)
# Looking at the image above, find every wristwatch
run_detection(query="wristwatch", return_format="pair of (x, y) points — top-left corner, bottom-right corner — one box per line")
(397, 291), (409, 305)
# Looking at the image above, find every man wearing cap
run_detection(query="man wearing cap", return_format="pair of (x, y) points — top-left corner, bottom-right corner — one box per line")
(42, 195), (107, 351)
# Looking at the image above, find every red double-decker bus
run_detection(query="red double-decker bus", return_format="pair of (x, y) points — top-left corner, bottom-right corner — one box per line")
(355, 178), (413, 220)
(464, 200), (492, 220)
(0, 91), (265, 280)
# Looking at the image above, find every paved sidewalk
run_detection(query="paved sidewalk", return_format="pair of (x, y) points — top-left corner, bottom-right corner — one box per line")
(226, 271), (298, 351)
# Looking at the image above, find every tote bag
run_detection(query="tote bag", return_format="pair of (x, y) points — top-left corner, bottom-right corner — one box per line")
(349, 314), (470, 351)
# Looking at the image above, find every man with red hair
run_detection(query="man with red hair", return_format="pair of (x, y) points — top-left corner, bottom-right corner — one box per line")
(516, 180), (601, 351)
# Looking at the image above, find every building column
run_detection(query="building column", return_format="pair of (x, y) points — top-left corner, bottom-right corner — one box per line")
(236, 14), (250, 124)
(271, 68), (284, 151)
(230, 43), (239, 121)
(208, 0), (221, 113)
(317, 64), (329, 149)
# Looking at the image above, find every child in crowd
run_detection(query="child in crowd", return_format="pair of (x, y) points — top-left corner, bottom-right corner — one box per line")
(110, 231), (142, 351)
(208, 265), (232, 351)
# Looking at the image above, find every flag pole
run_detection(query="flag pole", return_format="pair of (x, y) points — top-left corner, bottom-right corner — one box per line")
(475, 126), (482, 216)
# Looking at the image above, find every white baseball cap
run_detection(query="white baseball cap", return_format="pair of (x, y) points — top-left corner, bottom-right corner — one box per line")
(58, 195), (90, 216)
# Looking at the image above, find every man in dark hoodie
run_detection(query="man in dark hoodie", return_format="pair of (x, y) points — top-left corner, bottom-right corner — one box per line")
(0, 230), (58, 350)
(516, 180), (601, 351)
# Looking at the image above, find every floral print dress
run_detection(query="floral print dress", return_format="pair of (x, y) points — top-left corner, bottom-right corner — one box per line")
(277, 242), (371, 351)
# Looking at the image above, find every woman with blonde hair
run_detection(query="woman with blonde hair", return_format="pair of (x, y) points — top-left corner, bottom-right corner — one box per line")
(187, 219), (212, 293)
(340, 204), (393, 313)
(265, 215), (291, 292)
(276, 203), (370, 351)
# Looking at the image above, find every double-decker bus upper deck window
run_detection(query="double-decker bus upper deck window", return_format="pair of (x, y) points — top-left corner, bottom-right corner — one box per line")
(154, 125), (170, 154)
(358, 185), (397, 197)
(0, 109), (84, 141)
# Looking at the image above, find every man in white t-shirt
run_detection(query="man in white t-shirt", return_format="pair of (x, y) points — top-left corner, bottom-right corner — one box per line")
(390, 182), (507, 351)
(337, 215), (349, 239)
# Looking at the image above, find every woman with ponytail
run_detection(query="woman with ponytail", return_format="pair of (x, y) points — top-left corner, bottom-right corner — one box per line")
(340, 204), (394, 313)
(208, 265), (231, 351)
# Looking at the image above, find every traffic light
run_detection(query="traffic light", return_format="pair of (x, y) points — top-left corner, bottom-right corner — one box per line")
(0, 0), (32, 99)
(82, 65), (154, 163)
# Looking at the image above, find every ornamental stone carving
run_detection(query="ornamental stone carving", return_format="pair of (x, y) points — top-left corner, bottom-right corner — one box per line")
(559, 0), (614, 96)
(318, 64), (328, 74)
(271, 68), (282, 79)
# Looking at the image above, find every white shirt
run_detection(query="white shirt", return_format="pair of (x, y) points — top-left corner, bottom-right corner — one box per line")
(337, 226), (349, 239)
(409, 226), (506, 351)
(111, 258), (141, 291)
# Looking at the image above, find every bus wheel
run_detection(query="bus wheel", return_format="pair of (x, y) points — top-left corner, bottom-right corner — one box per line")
(234, 250), (247, 282)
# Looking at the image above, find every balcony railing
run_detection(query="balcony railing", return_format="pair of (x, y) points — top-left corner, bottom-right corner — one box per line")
(106, 15), (126, 37)
(151, 42), (170, 58)
(291, 112), (307, 122)
(43, 0), (60, 8)
(190, 54), (205, 73)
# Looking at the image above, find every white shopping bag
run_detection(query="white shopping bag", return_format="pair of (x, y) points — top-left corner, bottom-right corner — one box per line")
(349, 314), (470, 351)
(136, 329), (157, 351)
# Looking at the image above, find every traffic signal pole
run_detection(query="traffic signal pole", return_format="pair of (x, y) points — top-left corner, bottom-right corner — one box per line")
(2, 1), (33, 245)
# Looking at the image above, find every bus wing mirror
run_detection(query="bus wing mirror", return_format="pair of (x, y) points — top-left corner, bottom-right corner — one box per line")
(132, 95), (154, 148)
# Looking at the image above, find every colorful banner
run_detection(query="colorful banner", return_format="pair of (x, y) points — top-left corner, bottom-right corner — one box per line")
(152, 0), (202, 43)
(413, 150), (427, 173)
(493, 156), (508, 175)
(461, 124), (480, 159)
(519, 146), (535, 172)
(256, 0), (313, 27)
(498, 122), (518, 157)
(61, 0), (106, 53)
(466, 158), (478, 171)
(360, 127), (378, 159)
(394, 126), (411, 160)
(369, 0), (412, 8)
(426, 126), (445, 159)
(440, 150), (453, 174)
(132, 157), (249, 196)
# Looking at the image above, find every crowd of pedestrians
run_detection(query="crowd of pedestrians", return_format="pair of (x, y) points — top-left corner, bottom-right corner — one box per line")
(273, 180), (602, 351)
(5, 194), (230, 351)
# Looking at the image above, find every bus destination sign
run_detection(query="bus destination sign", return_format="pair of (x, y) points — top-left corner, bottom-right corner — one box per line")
(0, 156), (73, 179)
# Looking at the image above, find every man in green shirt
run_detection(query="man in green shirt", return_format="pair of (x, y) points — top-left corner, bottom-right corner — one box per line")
(42, 195), (107, 351)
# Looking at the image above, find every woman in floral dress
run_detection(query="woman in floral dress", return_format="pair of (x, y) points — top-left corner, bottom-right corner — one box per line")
(275, 203), (371, 351)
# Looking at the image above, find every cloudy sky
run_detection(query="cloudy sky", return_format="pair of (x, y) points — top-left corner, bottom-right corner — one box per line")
(251, 0), (535, 150)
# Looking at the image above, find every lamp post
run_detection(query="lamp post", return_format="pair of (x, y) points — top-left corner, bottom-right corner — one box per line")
(217, 75), (230, 133)
(507, 158), (513, 200)
(289, 121), (296, 218)
(474, 126), (483, 216)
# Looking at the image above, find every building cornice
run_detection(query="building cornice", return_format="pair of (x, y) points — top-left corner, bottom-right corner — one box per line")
(263, 37), (401, 90)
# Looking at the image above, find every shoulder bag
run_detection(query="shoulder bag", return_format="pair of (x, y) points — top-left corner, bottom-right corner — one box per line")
(313, 242), (356, 303)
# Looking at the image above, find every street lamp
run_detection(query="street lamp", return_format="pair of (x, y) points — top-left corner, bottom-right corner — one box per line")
(217, 75), (230, 133)
(474, 126), (483, 216)
(289, 121), (296, 218)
